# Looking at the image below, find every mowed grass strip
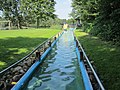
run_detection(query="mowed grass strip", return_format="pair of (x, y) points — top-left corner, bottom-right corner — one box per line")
(75, 30), (120, 90)
(0, 28), (60, 71)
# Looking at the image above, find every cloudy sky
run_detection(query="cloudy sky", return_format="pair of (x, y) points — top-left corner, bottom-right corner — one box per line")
(54, 0), (72, 19)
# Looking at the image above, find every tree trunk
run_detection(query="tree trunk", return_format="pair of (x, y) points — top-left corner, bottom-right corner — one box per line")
(18, 21), (22, 29)
(37, 17), (39, 28)
(8, 21), (11, 30)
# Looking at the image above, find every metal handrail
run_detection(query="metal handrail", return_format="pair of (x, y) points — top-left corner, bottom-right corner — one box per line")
(75, 37), (105, 90)
(0, 31), (61, 75)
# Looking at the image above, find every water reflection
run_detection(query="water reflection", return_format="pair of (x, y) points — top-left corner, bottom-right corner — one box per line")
(23, 30), (85, 90)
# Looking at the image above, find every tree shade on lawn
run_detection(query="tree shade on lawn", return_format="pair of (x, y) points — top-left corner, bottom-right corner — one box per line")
(75, 30), (120, 90)
(0, 28), (60, 71)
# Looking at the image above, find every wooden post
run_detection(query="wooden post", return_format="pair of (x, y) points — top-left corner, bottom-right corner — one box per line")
(80, 51), (83, 61)
(54, 37), (56, 40)
(36, 51), (40, 60)
(76, 40), (78, 47)
(48, 41), (51, 47)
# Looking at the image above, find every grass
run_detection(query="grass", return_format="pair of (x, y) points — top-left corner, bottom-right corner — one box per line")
(0, 28), (60, 71)
(75, 30), (120, 90)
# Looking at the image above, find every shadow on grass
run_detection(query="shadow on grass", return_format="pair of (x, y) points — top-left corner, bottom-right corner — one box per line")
(76, 31), (120, 90)
(0, 37), (47, 71)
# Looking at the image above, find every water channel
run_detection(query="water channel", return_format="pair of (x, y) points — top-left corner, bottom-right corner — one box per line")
(22, 30), (85, 90)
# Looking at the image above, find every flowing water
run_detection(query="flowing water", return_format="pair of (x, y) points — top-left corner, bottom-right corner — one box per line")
(22, 30), (85, 90)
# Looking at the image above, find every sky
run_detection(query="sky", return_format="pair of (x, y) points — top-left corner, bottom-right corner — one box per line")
(54, 0), (72, 20)
(0, 11), (2, 17)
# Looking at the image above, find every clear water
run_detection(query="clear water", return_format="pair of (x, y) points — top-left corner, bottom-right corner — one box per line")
(22, 30), (85, 90)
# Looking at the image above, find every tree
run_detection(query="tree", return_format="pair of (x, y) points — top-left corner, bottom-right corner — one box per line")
(20, 0), (56, 28)
(91, 0), (120, 43)
(71, 0), (99, 31)
(0, 0), (56, 28)
(71, 0), (120, 44)
(0, 0), (24, 29)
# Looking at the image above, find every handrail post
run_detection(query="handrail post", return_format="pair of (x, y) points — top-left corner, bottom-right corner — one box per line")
(76, 40), (78, 47)
(80, 51), (83, 61)
(54, 37), (56, 40)
(35, 51), (40, 60)
(48, 40), (51, 47)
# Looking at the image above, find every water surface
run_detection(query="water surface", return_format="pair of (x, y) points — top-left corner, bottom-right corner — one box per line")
(23, 30), (85, 90)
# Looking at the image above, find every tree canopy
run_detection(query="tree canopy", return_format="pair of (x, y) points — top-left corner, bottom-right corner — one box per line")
(71, 0), (120, 44)
(0, 0), (56, 28)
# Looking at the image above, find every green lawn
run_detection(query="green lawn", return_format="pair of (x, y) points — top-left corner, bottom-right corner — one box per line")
(75, 30), (120, 90)
(0, 28), (60, 71)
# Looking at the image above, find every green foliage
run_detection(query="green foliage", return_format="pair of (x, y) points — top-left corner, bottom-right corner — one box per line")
(71, 0), (120, 44)
(0, 0), (56, 28)
(0, 0), (24, 28)
(21, 0), (56, 28)
(71, 0), (99, 26)
(91, 0), (120, 44)
(50, 25), (62, 30)
(48, 18), (63, 29)
(66, 18), (76, 24)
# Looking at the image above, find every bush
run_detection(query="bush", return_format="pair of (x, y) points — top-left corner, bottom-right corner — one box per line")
(50, 24), (62, 30)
